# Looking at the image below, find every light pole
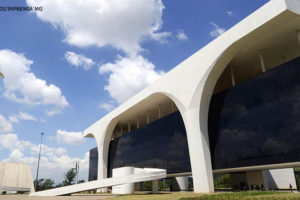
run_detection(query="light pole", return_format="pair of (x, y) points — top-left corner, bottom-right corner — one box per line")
(35, 132), (44, 191)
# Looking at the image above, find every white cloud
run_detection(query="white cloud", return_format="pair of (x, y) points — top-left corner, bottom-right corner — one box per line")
(45, 108), (63, 116)
(64, 51), (95, 70)
(99, 55), (164, 103)
(209, 22), (226, 37)
(99, 102), (115, 112)
(56, 129), (85, 145)
(9, 112), (37, 123)
(0, 133), (33, 152)
(0, 50), (69, 115)
(226, 11), (233, 16)
(26, 0), (170, 56)
(176, 29), (188, 41)
(0, 115), (13, 133)
(0, 133), (89, 183)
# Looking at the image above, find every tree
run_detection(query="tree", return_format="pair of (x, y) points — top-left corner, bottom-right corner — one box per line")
(62, 168), (76, 186)
(34, 178), (55, 191)
(78, 180), (85, 184)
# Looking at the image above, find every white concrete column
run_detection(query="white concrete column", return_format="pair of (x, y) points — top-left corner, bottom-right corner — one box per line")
(230, 64), (236, 86)
(112, 167), (135, 194)
(259, 51), (266, 73)
(263, 168), (297, 190)
(176, 177), (189, 191)
(146, 110), (150, 124)
(97, 146), (107, 180)
(158, 104), (161, 119)
(96, 142), (108, 193)
(182, 107), (214, 193)
(137, 116), (140, 129)
(152, 180), (158, 194)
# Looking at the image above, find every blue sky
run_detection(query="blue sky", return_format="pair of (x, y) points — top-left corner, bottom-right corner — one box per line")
(0, 0), (269, 183)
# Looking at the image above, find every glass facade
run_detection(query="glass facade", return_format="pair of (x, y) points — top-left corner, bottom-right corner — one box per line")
(88, 147), (98, 181)
(208, 57), (300, 170)
(89, 57), (300, 177)
(107, 111), (191, 177)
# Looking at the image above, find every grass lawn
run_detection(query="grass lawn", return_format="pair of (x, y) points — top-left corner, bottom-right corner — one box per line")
(109, 191), (300, 200)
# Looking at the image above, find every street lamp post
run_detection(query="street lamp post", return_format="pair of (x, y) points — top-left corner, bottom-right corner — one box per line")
(35, 132), (44, 191)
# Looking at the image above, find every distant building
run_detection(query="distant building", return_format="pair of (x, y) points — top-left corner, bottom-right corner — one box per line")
(0, 162), (34, 194)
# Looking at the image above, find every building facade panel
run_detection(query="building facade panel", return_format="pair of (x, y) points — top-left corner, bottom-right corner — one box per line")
(88, 147), (98, 181)
(208, 57), (300, 169)
(107, 111), (191, 177)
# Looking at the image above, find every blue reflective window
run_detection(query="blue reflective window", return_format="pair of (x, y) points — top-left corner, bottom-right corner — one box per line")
(208, 57), (300, 169)
(88, 147), (98, 181)
(107, 111), (191, 176)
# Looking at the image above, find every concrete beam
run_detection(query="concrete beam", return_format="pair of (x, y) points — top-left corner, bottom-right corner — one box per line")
(137, 116), (140, 129)
(158, 104), (161, 119)
(231, 64), (236, 86)
(259, 51), (266, 73)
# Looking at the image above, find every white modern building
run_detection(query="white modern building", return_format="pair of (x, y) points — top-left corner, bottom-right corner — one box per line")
(84, 0), (300, 193)
(0, 163), (34, 194)
(31, 0), (300, 196)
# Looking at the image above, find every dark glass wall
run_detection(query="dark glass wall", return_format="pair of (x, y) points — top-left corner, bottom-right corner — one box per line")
(88, 147), (98, 181)
(89, 57), (300, 176)
(208, 57), (300, 170)
(107, 111), (191, 177)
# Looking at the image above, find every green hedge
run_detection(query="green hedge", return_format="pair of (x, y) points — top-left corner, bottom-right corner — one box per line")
(179, 191), (296, 200)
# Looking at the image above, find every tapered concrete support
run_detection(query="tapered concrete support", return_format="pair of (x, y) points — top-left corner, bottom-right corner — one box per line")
(176, 177), (189, 191)
(152, 180), (158, 194)
(182, 108), (214, 193)
(96, 144), (108, 193)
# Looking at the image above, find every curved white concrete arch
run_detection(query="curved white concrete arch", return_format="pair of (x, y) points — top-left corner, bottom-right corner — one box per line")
(89, 91), (187, 181)
(84, 0), (300, 193)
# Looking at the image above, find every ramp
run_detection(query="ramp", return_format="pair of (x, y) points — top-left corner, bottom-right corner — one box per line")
(30, 168), (166, 196)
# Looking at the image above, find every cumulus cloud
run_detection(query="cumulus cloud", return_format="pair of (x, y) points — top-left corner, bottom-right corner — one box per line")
(209, 22), (226, 37)
(0, 50), (69, 115)
(26, 0), (170, 56)
(9, 112), (37, 123)
(0, 133), (89, 183)
(99, 55), (164, 103)
(0, 115), (13, 133)
(176, 29), (188, 41)
(99, 102), (115, 112)
(0, 133), (33, 152)
(64, 51), (95, 70)
(56, 129), (85, 145)
(226, 11), (233, 16)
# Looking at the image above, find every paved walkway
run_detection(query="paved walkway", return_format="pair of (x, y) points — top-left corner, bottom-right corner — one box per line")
(0, 194), (118, 200)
